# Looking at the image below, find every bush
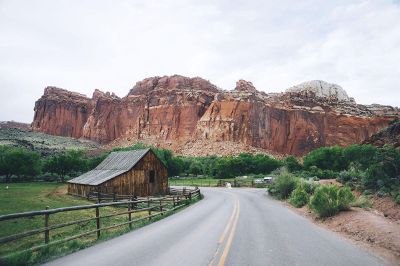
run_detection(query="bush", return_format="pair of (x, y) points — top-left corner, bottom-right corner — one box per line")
(337, 186), (355, 210)
(269, 172), (298, 199)
(289, 187), (309, 208)
(299, 179), (319, 194)
(309, 185), (339, 217)
(395, 194), (400, 204)
(351, 195), (372, 209)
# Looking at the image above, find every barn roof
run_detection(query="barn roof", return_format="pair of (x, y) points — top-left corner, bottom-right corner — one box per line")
(68, 148), (151, 186)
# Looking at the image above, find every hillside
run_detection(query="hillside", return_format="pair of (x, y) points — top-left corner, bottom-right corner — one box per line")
(0, 128), (102, 156)
(31, 75), (399, 156)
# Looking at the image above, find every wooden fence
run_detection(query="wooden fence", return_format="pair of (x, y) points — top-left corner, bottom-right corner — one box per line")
(0, 187), (200, 258)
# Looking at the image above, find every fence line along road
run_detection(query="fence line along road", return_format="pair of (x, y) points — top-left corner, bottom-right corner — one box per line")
(0, 187), (201, 257)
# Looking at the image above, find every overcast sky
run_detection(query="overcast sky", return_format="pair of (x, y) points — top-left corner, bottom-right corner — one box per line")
(1, 0), (400, 123)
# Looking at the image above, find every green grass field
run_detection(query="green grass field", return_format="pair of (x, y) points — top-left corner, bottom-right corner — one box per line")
(0, 183), (198, 265)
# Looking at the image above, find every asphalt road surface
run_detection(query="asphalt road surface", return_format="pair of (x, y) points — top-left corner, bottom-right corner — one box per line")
(45, 188), (386, 266)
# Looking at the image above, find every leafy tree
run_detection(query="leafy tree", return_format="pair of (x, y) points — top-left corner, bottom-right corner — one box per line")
(284, 155), (303, 172)
(43, 150), (86, 182)
(303, 146), (347, 171)
(0, 146), (40, 181)
(189, 161), (202, 176)
(167, 157), (184, 176)
(342, 144), (378, 170)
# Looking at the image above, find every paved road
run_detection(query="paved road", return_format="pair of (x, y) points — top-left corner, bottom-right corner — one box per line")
(46, 188), (386, 266)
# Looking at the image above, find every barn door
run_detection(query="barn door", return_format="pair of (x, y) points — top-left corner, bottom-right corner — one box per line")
(147, 170), (156, 195)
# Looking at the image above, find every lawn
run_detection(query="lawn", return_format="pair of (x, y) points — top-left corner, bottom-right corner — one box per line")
(0, 182), (196, 265)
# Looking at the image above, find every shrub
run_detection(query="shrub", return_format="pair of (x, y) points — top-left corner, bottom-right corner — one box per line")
(269, 171), (297, 199)
(351, 195), (372, 209)
(299, 179), (319, 194)
(289, 187), (309, 208)
(309, 185), (339, 217)
(396, 194), (400, 205)
(337, 186), (355, 210)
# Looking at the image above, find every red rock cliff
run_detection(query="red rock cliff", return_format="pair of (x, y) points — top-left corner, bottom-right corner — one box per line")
(31, 76), (399, 156)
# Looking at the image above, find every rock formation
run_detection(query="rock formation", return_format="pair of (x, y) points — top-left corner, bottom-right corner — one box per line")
(31, 75), (400, 156)
(363, 120), (400, 148)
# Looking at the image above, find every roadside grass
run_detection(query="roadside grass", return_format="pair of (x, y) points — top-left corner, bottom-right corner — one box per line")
(0, 183), (202, 265)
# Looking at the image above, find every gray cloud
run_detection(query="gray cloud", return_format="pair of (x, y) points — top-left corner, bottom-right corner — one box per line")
(0, 0), (399, 122)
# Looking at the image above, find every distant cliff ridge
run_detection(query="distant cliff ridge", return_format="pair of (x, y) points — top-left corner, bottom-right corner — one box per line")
(31, 75), (399, 156)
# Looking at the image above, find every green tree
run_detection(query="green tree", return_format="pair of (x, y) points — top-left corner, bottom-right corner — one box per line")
(1, 147), (41, 181)
(43, 149), (86, 182)
(304, 146), (347, 171)
(284, 155), (302, 172)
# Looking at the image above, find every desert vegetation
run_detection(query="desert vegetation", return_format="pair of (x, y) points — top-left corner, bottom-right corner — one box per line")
(268, 144), (400, 217)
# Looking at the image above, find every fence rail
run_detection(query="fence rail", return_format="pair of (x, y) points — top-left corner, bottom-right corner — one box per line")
(0, 187), (201, 257)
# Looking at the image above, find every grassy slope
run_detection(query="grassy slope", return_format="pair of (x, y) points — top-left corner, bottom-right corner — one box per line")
(0, 128), (102, 156)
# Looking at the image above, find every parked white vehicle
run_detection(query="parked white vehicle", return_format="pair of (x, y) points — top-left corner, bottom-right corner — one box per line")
(263, 177), (274, 183)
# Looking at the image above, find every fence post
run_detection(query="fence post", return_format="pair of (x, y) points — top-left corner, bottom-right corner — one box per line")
(96, 206), (100, 239)
(173, 196), (175, 207)
(133, 196), (137, 209)
(113, 192), (116, 202)
(97, 191), (100, 203)
(159, 199), (163, 215)
(128, 203), (132, 230)
(148, 197), (151, 221)
(44, 206), (50, 244)
(189, 191), (192, 201)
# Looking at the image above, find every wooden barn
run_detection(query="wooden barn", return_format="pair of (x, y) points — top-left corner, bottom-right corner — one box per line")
(68, 149), (168, 197)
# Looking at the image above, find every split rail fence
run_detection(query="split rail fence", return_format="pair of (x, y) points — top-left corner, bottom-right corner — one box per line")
(0, 187), (200, 258)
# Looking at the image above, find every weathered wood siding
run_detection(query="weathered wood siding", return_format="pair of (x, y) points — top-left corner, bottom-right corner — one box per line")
(68, 183), (96, 197)
(68, 150), (168, 197)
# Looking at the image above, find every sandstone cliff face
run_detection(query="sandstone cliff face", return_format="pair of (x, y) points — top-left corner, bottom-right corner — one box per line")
(32, 87), (92, 138)
(31, 76), (399, 156)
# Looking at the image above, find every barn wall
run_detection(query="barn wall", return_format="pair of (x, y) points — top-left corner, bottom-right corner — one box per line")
(100, 150), (168, 196)
(67, 183), (96, 197)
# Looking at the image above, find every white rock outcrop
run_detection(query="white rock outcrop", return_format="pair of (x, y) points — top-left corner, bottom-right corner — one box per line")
(286, 80), (350, 102)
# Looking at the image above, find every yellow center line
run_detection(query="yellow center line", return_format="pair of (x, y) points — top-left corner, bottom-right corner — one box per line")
(208, 199), (238, 266)
(217, 200), (240, 266)
(219, 200), (238, 243)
